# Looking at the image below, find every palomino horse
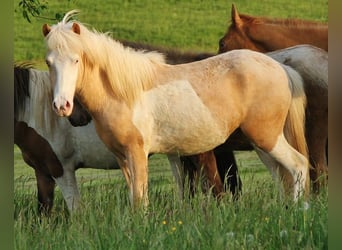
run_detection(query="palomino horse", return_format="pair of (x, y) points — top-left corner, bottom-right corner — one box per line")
(42, 11), (310, 207)
(15, 56), (239, 215)
(66, 44), (328, 197)
(71, 39), (328, 196)
(218, 4), (328, 192)
(14, 63), (120, 213)
(218, 4), (328, 53)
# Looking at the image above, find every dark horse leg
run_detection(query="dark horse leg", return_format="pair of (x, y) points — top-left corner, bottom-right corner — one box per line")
(181, 150), (242, 199)
(215, 150), (242, 200)
(15, 121), (64, 214)
(20, 151), (56, 214)
(181, 151), (224, 198)
(299, 72), (328, 193)
(34, 169), (56, 214)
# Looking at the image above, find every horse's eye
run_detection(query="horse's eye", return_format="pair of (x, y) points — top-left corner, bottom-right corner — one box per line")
(45, 60), (51, 67)
(75, 59), (79, 64)
(219, 38), (225, 49)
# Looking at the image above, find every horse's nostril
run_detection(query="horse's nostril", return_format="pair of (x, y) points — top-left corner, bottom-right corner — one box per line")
(66, 101), (70, 108)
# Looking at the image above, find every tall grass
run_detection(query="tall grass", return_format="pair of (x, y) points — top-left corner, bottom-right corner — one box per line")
(14, 170), (327, 249)
(14, 146), (328, 249)
(14, 0), (328, 249)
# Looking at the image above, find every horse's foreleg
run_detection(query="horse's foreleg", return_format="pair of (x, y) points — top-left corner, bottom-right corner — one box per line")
(53, 165), (80, 211)
(215, 150), (242, 199)
(167, 154), (185, 199)
(197, 151), (224, 198)
(180, 156), (198, 197)
(34, 169), (55, 215)
(126, 146), (149, 208)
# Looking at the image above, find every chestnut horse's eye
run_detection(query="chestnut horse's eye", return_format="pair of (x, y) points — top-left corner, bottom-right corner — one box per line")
(45, 59), (51, 67)
(219, 38), (225, 53)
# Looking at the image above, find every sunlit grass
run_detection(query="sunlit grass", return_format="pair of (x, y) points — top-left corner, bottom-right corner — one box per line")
(15, 145), (327, 249)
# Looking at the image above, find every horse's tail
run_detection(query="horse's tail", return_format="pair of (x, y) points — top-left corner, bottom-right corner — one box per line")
(280, 65), (311, 195)
(282, 65), (308, 160)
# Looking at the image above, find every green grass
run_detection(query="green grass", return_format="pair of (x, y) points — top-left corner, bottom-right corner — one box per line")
(14, 0), (327, 68)
(14, 145), (328, 249)
(14, 0), (328, 249)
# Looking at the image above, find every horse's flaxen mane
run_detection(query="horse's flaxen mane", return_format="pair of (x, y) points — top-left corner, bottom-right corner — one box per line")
(45, 10), (166, 107)
(240, 13), (327, 29)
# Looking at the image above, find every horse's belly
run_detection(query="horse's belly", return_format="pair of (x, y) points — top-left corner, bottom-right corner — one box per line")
(72, 123), (120, 169)
(135, 80), (227, 155)
(151, 127), (226, 155)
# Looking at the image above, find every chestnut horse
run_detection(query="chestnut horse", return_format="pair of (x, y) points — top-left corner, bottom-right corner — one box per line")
(43, 11), (309, 207)
(218, 4), (328, 53)
(218, 4), (328, 192)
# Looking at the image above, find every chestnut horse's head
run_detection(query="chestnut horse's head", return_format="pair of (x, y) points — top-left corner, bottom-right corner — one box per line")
(218, 4), (265, 53)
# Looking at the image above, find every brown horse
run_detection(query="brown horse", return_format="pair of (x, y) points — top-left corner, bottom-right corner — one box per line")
(14, 63), (64, 214)
(217, 4), (328, 192)
(43, 11), (310, 207)
(218, 4), (328, 53)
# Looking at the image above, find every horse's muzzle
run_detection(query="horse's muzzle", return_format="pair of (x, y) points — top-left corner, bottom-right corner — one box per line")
(52, 100), (73, 117)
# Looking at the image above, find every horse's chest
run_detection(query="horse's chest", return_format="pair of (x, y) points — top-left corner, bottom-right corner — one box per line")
(133, 81), (226, 154)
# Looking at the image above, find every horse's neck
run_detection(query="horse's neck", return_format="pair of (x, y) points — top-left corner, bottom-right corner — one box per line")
(76, 64), (109, 115)
(248, 21), (328, 51)
(78, 49), (163, 114)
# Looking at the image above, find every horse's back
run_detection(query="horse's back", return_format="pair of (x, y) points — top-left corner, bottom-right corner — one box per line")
(143, 50), (292, 154)
(267, 45), (328, 86)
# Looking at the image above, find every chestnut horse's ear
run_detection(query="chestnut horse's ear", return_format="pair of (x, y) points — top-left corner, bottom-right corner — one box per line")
(42, 24), (51, 37)
(72, 23), (81, 35)
(231, 3), (242, 27)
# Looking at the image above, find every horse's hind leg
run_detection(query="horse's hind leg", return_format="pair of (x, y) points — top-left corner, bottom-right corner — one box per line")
(305, 114), (328, 193)
(258, 134), (310, 200)
(253, 147), (294, 198)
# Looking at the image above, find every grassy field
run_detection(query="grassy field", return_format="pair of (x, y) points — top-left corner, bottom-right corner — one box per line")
(14, 0), (327, 67)
(14, 0), (328, 249)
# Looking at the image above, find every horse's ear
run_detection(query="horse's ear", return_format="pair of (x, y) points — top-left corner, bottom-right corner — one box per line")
(231, 4), (242, 27)
(42, 24), (51, 37)
(72, 23), (81, 35)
